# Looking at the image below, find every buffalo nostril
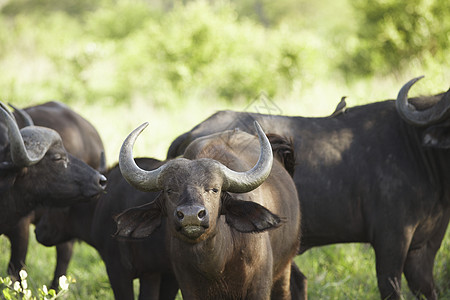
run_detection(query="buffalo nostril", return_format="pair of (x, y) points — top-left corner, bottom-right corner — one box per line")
(198, 209), (206, 220)
(176, 211), (184, 220)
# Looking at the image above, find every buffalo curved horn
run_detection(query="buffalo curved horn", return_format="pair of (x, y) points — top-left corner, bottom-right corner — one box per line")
(9, 103), (34, 126)
(120, 121), (273, 194)
(0, 102), (51, 166)
(119, 122), (167, 192)
(396, 76), (450, 126)
(0, 102), (17, 123)
(218, 121), (273, 193)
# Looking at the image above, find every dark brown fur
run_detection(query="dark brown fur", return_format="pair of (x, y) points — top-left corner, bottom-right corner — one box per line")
(166, 87), (450, 300)
(116, 130), (302, 300)
(2, 101), (106, 288)
(35, 158), (178, 300)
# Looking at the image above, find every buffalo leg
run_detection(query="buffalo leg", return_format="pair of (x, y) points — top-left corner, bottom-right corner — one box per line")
(403, 245), (438, 300)
(105, 262), (134, 300)
(403, 215), (449, 300)
(290, 262), (307, 300)
(373, 230), (412, 300)
(50, 240), (74, 290)
(138, 273), (179, 300)
(402, 219), (448, 300)
(271, 263), (292, 300)
(5, 214), (33, 281)
(159, 273), (179, 300)
(138, 273), (161, 300)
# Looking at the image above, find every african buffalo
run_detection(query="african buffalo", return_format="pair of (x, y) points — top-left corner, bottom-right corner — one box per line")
(35, 158), (178, 300)
(0, 101), (106, 281)
(115, 121), (301, 299)
(166, 77), (450, 299)
(2, 101), (107, 289)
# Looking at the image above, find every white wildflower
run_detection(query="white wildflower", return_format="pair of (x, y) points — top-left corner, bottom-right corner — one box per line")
(13, 280), (21, 292)
(21, 279), (28, 290)
(19, 270), (28, 280)
(59, 275), (69, 291)
(23, 289), (32, 299)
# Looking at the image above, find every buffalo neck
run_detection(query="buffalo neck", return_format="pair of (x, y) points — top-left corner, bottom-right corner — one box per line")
(169, 216), (234, 279)
(0, 193), (35, 234)
(69, 200), (97, 246)
(402, 121), (449, 204)
(5, 188), (36, 219)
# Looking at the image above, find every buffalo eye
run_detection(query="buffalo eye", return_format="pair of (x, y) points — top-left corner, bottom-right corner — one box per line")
(206, 188), (219, 194)
(51, 153), (64, 161)
(50, 153), (68, 168)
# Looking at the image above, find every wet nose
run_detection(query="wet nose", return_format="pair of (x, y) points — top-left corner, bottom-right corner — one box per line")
(175, 204), (209, 227)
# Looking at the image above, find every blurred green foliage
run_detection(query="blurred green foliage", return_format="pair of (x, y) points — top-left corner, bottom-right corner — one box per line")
(0, 0), (325, 106)
(340, 0), (450, 77)
(1, 0), (446, 107)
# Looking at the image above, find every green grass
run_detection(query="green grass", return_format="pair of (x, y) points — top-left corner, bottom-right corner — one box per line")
(295, 229), (450, 299)
(0, 226), (449, 299)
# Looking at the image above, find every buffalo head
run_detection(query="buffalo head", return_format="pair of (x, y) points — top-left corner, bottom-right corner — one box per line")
(396, 76), (450, 148)
(115, 121), (281, 243)
(0, 102), (107, 207)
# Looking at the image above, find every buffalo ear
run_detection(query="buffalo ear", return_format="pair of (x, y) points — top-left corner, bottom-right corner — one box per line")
(0, 166), (17, 192)
(221, 192), (282, 233)
(266, 133), (296, 177)
(114, 199), (162, 239)
(422, 124), (450, 149)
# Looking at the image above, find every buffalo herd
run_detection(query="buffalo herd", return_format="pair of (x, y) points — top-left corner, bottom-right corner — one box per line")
(0, 76), (449, 299)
